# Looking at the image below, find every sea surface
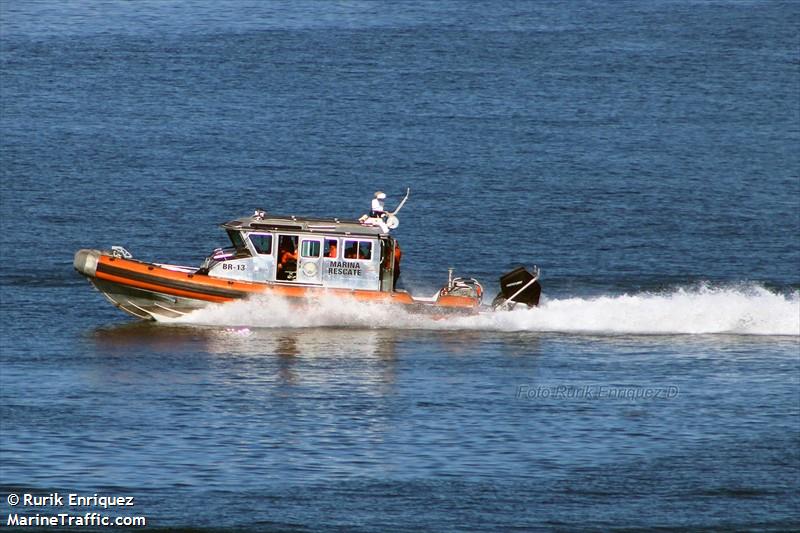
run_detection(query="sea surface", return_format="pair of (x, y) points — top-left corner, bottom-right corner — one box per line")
(1, 1), (799, 531)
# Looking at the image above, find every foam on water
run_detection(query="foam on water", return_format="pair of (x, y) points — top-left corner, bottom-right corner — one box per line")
(164, 284), (800, 336)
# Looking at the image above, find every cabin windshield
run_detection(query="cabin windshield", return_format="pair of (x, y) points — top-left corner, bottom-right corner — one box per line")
(226, 230), (247, 251)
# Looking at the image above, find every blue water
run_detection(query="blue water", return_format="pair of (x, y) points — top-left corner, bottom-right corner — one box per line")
(1, 1), (799, 531)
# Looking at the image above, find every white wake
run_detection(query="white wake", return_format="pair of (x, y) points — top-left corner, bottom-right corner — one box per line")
(162, 284), (800, 336)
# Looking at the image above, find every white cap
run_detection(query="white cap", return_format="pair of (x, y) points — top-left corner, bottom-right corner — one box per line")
(375, 191), (386, 200)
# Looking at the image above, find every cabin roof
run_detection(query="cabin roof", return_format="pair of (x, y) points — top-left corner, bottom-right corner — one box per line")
(221, 212), (386, 237)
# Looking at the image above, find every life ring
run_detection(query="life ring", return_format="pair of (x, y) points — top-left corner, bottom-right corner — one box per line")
(302, 262), (318, 277)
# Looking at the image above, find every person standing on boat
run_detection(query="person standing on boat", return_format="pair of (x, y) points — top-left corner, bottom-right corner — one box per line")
(393, 240), (402, 290)
(277, 238), (298, 280)
(370, 191), (387, 218)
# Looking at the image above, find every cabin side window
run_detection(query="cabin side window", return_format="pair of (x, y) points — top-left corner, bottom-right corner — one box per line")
(324, 238), (338, 258)
(344, 240), (372, 260)
(359, 241), (372, 260)
(301, 240), (321, 258)
(249, 234), (273, 255)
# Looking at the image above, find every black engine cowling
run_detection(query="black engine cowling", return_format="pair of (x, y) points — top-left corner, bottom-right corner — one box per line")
(492, 266), (542, 309)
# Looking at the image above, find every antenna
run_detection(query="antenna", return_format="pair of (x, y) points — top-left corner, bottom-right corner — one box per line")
(390, 188), (411, 216)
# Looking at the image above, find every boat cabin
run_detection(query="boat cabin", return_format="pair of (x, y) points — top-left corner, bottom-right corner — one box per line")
(199, 210), (399, 292)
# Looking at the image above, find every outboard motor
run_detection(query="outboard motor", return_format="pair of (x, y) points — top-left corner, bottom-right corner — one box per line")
(492, 266), (542, 310)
